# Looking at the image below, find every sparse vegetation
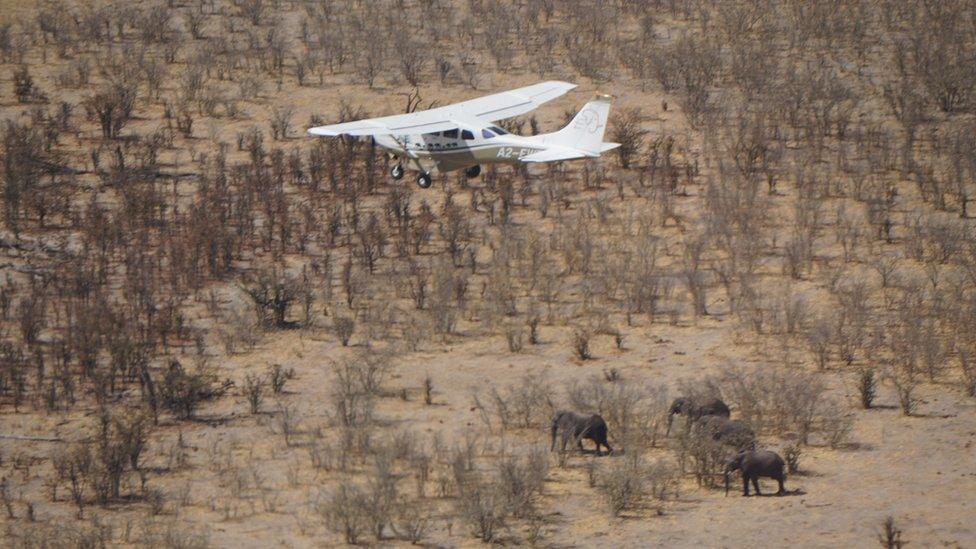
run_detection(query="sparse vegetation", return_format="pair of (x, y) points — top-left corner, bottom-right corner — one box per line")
(0, 0), (973, 546)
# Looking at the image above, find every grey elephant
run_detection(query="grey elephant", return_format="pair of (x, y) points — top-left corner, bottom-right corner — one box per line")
(666, 396), (731, 435)
(724, 450), (786, 496)
(693, 415), (756, 451)
(550, 411), (613, 456)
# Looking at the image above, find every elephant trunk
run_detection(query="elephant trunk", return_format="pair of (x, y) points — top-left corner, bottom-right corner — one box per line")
(724, 470), (730, 496)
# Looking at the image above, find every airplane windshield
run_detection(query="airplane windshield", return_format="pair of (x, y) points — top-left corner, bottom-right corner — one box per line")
(444, 129), (459, 138)
(481, 129), (495, 139)
(489, 125), (508, 135)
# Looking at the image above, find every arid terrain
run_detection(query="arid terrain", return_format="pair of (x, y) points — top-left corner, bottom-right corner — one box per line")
(1, 1), (975, 547)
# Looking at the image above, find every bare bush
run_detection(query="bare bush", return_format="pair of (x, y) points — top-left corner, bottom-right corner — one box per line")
(269, 105), (294, 140)
(333, 316), (355, 346)
(710, 365), (831, 444)
(596, 453), (647, 516)
(858, 368), (877, 409)
(572, 328), (592, 360)
(243, 373), (265, 414)
(454, 475), (506, 543)
(885, 364), (919, 416)
(318, 482), (370, 545)
(609, 107), (646, 169)
(475, 373), (555, 432)
(84, 83), (136, 139)
(268, 363), (295, 394)
(877, 515), (906, 549)
(160, 360), (231, 420)
(241, 267), (311, 329)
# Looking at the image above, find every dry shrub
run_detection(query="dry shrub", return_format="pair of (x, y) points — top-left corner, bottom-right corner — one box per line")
(821, 409), (854, 449)
(783, 444), (802, 474)
(885, 364), (920, 416)
(677, 426), (727, 487)
(494, 446), (549, 519)
(572, 328), (592, 360)
(243, 373), (265, 414)
(318, 482), (371, 545)
(240, 267), (311, 329)
(609, 106), (646, 169)
(474, 372), (556, 431)
(393, 498), (431, 544)
(646, 457), (680, 501)
(454, 475), (506, 543)
(594, 453), (674, 516)
(333, 316), (355, 346)
(858, 367), (877, 409)
(268, 363), (295, 394)
(505, 323), (524, 353)
(959, 348), (976, 398)
(362, 452), (399, 540)
(877, 515), (906, 549)
(709, 365), (836, 445)
(216, 302), (261, 354)
(160, 360), (231, 420)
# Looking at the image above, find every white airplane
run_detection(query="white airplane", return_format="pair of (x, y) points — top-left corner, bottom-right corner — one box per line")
(307, 81), (619, 188)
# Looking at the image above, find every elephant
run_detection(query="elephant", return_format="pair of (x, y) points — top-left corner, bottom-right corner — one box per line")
(666, 396), (731, 435)
(725, 450), (786, 496)
(693, 415), (756, 451)
(550, 411), (613, 456)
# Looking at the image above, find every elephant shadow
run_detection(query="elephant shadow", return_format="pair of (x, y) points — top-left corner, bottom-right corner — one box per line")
(748, 488), (806, 498)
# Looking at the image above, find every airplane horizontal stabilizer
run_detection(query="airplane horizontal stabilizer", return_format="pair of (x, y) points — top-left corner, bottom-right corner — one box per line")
(521, 142), (620, 163)
(520, 148), (597, 163)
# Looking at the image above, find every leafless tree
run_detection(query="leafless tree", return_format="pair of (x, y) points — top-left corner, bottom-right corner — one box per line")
(609, 107), (646, 169)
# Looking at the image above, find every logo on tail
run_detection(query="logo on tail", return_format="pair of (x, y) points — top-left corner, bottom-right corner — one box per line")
(574, 108), (602, 134)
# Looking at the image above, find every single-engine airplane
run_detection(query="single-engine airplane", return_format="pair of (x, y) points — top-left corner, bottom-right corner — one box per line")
(307, 81), (619, 188)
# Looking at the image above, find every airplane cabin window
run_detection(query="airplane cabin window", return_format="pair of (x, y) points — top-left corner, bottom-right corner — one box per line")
(482, 129), (496, 139)
(444, 129), (459, 139)
(461, 130), (474, 140)
(489, 125), (508, 135)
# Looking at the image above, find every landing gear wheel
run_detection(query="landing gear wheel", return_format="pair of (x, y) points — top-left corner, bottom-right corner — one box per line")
(416, 172), (432, 189)
(390, 164), (404, 180)
(464, 165), (481, 179)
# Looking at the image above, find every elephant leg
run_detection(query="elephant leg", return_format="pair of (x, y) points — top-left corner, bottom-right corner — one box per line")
(560, 432), (569, 453)
(742, 476), (750, 497)
(752, 477), (761, 496)
(577, 438), (585, 453)
(603, 441), (613, 456)
(776, 476), (785, 495)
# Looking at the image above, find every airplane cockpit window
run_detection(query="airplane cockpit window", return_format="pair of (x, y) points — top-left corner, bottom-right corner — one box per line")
(482, 129), (495, 139)
(461, 130), (474, 140)
(489, 125), (508, 135)
(444, 129), (459, 139)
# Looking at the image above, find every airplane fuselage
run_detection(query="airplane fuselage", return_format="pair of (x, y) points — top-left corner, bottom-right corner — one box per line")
(375, 126), (543, 175)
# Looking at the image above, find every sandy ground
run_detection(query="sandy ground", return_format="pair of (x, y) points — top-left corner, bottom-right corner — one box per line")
(5, 318), (957, 548)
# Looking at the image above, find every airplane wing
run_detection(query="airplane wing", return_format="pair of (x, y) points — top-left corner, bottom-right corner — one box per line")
(308, 81), (576, 137)
(447, 80), (578, 121)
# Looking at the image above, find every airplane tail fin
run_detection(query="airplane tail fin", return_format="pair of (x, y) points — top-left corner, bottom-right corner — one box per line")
(543, 94), (613, 155)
